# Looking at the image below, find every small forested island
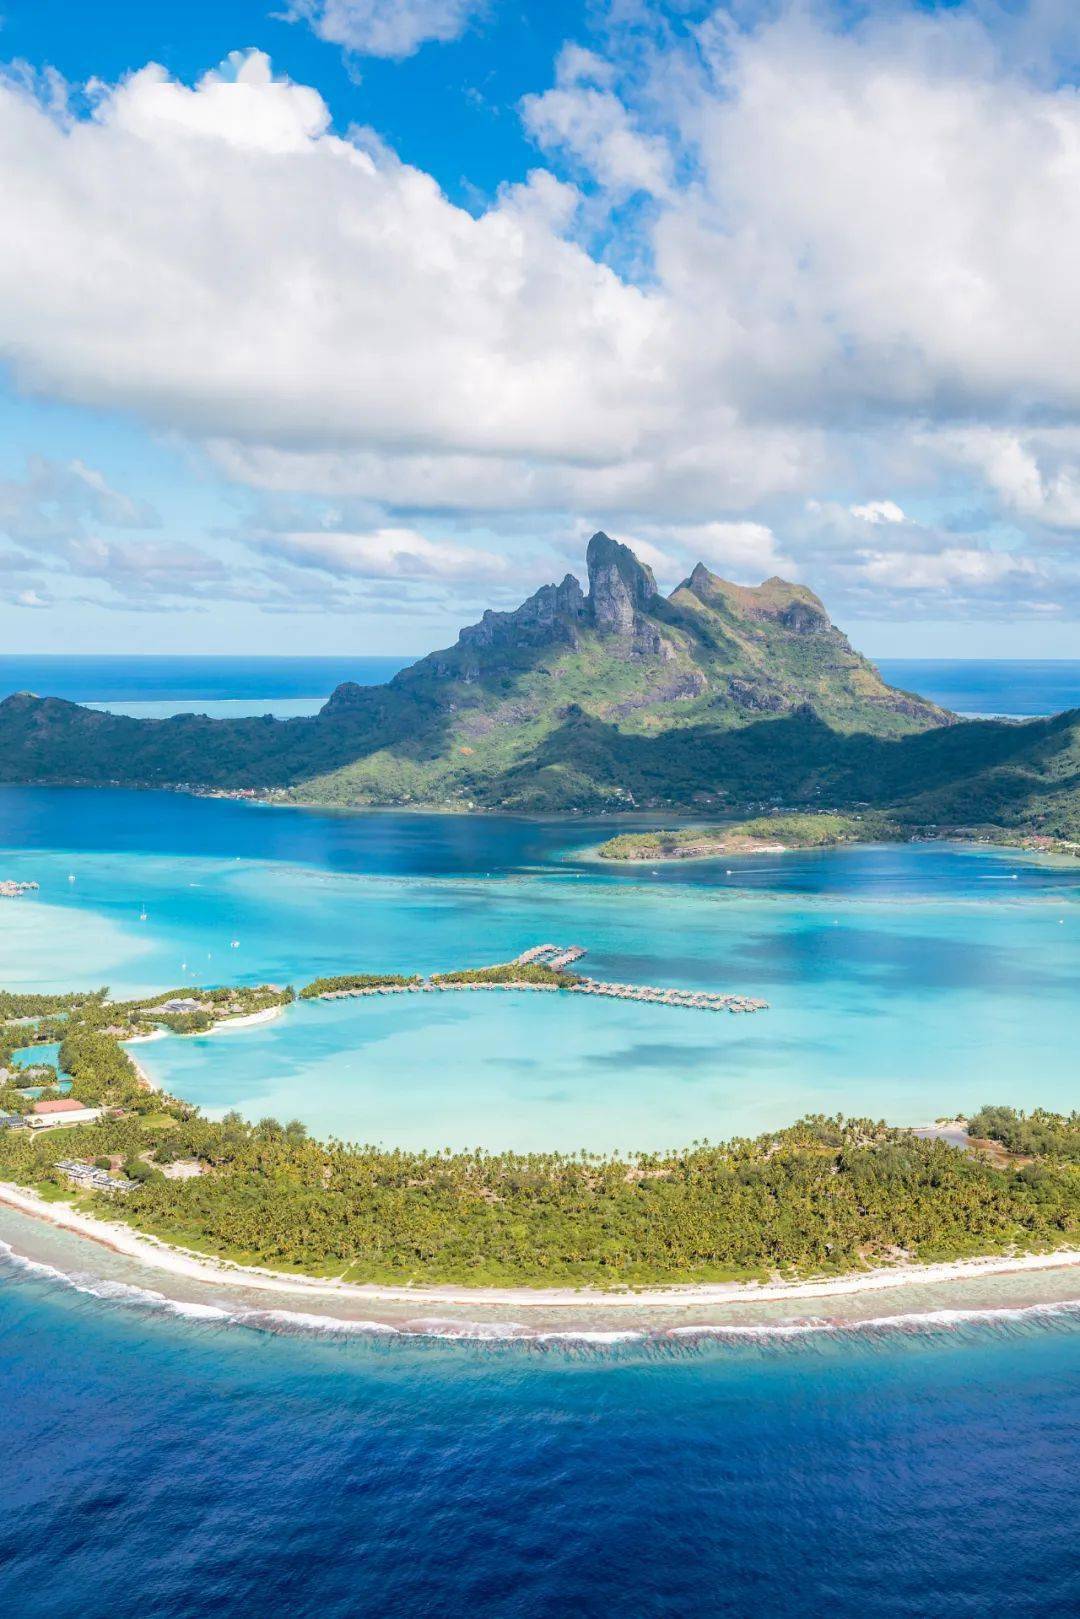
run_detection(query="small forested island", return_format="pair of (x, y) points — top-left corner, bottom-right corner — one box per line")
(0, 983), (1076, 1287)
(597, 812), (900, 861)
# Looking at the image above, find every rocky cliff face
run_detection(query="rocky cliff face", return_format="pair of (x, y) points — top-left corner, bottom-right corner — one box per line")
(405, 531), (674, 678)
(456, 531), (666, 653)
(584, 532), (673, 660)
(459, 574), (587, 652)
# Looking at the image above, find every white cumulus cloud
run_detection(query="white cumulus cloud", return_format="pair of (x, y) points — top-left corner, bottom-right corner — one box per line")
(0, 51), (663, 482)
(850, 500), (906, 525)
(522, 44), (674, 200)
(671, 520), (792, 579)
(855, 547), (1035, 591)
(284, 0), (487, 61)
(255, 525), (508, 581)
(6, 9), (1080, 621)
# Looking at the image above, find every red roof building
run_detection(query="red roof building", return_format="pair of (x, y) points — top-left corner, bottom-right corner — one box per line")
(33, 1098), (90, 1115)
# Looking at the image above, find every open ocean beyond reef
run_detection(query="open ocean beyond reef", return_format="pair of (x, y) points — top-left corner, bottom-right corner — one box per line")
(0, 658), (1078, 1615)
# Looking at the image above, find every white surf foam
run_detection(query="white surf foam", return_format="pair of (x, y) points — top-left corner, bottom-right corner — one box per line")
(0, 1239), (232, 1321)
(241, 1310), (401, 1336)
(3, 1239), (1078, 1345)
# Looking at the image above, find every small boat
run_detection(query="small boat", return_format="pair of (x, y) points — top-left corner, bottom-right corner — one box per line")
(139, 907), (148, 922)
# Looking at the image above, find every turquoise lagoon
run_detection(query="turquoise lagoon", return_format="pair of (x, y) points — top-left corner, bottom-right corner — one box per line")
(0, 787), (1076, 1150)
(2, 786), (1079, 1619)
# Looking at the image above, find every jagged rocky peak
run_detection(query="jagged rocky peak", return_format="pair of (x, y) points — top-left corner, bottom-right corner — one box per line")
(586, 531), (659, 637)
(458, 573), (587, 651)
(454, 531), (670, 659)
(681, 565), (832, 635)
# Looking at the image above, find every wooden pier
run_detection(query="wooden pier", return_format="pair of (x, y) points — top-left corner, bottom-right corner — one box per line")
(515, 943), (588, 971)
(569, 981), (767, 1013)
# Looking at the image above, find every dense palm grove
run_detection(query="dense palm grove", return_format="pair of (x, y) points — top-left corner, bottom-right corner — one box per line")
(967, 1106), (1080, 1163)
(0, 986), (1077, 1284)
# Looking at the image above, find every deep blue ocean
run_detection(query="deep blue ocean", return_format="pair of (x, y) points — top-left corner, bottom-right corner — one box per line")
(1, 1266), (1077, 1619)
(1, 657), (1078, 1614)
(878, 658), (1080, 717)
(0, 653), (411, 703)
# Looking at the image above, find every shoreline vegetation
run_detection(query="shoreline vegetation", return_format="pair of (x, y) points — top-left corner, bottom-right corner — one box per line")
(596, 812), (899, 861)
(596, 811), (1080, 863)
(1, 1177), (1078, 1322)
(0, 977), (1077, 1292)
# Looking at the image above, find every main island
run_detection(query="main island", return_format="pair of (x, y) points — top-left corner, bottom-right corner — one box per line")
(0, 537), (1077, 1325)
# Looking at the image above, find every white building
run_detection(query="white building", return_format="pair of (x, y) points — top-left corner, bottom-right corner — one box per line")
(27, 1099), (104, 1131)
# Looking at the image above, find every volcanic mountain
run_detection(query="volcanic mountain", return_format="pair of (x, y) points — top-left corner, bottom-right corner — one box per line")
(345, 530), (952, 733)
(1, 532), (1078, 834)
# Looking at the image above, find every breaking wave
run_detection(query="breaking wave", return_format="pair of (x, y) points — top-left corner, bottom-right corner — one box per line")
(3, 1239), (1079, 1350)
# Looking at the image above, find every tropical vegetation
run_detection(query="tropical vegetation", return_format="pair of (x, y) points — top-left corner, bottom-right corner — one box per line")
(299, 973), (422, 998)
(429, 963), (576, 988)
(597, 811), (903, 860)
(967, 1106), (1080, 1163)
(0, 979), (1076, 1287)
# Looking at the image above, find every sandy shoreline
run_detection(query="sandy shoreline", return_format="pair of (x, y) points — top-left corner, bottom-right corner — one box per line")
(202, 1005), (285, 1034)
(121, 1005), (284, 1090)
(2, 1179), (1078, 1323)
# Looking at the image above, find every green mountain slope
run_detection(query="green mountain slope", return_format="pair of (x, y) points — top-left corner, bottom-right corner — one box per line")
(0, 532), (1078, 835)
(280, 531), (952, 806)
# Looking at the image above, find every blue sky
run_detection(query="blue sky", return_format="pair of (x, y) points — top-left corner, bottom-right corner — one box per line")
(2, 0), (1080, 656)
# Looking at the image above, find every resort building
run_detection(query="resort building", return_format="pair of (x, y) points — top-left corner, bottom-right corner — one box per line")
(55, 1160), (129, 1193)
(26, 1099), (103, 1131)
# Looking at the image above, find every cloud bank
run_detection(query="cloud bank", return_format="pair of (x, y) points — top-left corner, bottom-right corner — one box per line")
(4, 5), (1080, 625)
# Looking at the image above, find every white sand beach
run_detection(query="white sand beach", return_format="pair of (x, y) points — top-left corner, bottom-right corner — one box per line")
(203, 1005), (285, 1033)
(2, 1178), (1077, 1323)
